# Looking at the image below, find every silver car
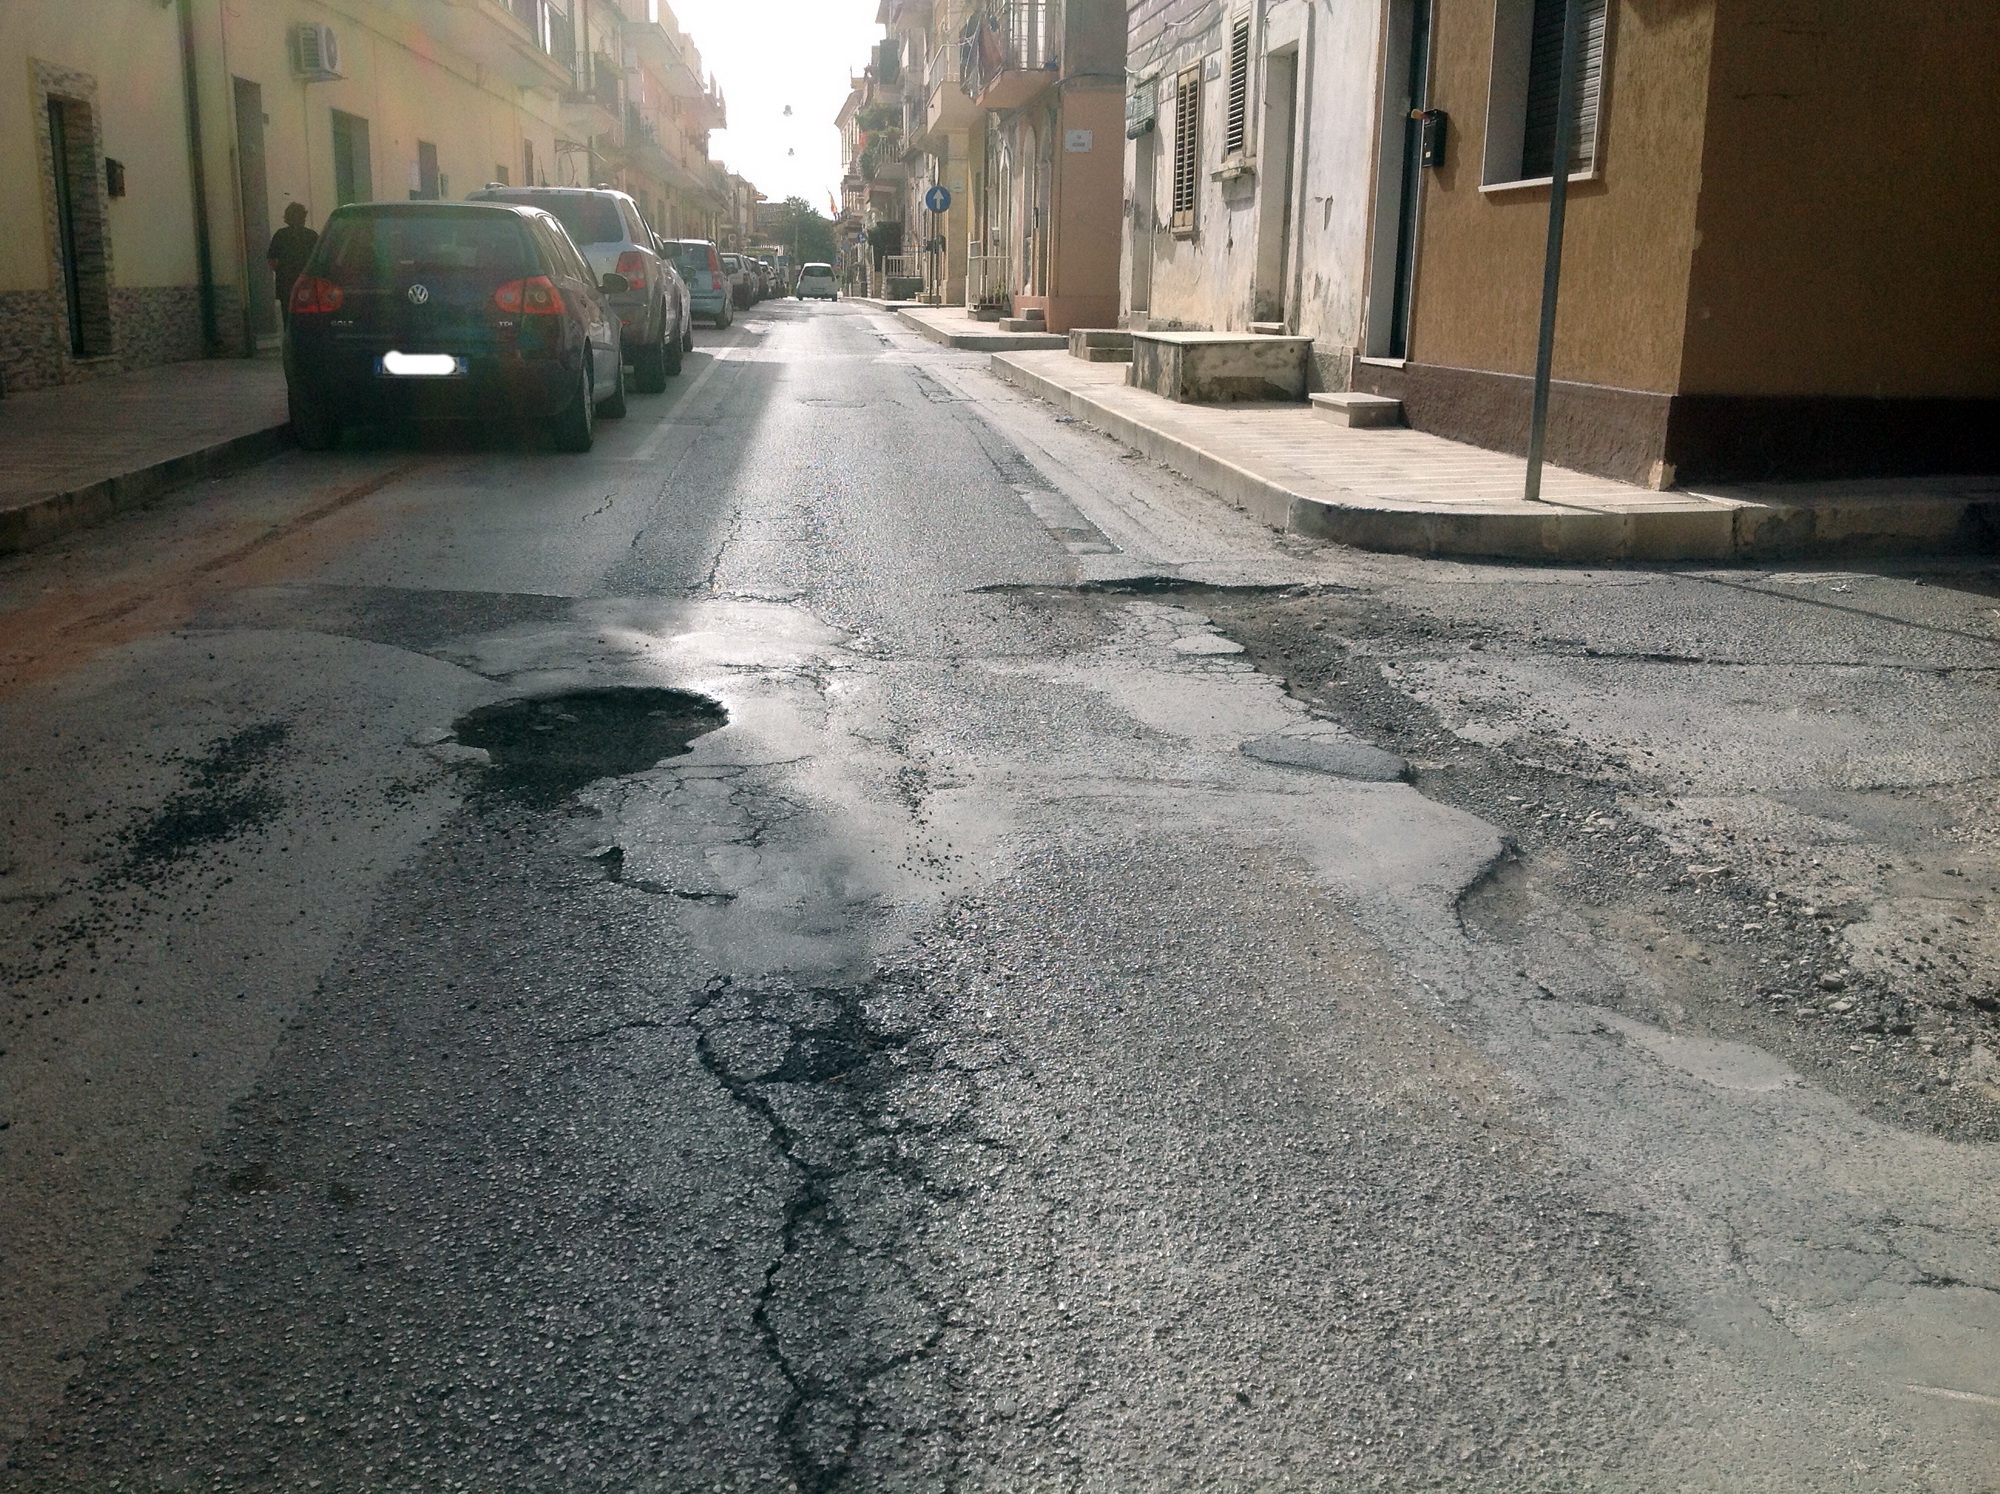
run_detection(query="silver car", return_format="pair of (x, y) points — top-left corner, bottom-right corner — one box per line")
(466, 185), (689, 390)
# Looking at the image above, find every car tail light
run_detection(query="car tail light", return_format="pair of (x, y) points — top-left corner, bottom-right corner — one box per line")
(493, 276), (566, 315)
(712, 274), (724, 293)
(615, 251), (648, 290)
(288, 276), (344, 314)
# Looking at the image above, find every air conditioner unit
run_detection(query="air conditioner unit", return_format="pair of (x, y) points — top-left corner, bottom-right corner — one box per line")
(292, 23), (342, 82)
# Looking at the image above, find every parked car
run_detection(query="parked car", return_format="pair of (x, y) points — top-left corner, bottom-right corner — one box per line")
(665, 239), (731, 328)
(284, 201), (627, 453)
(795, 262), (838, 301)
(465, 185), (685, 390)
(719, 253), (755, 310)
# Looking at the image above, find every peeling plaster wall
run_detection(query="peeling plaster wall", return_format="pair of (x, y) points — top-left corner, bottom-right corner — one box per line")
(1121, 0), (1381, 390)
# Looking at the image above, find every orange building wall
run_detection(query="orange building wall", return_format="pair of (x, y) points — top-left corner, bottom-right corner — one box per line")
(1042, 85), (1125, 333)
(1406, 0), (1718, 396)
(1679, 0), (2000, 398)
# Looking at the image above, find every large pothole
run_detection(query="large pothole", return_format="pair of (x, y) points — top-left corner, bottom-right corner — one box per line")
(451, 687), (726, 808)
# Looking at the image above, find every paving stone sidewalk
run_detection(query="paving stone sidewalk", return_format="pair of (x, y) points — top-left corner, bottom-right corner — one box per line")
(991, 349), (1999, 562)
(0, 358), (290, 554)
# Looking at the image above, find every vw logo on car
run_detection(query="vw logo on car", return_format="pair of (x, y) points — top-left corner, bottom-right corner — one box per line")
(406, 283), (430, 305)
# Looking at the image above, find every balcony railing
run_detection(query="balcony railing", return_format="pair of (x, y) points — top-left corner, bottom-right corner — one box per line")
(960, 1), (1060, 109)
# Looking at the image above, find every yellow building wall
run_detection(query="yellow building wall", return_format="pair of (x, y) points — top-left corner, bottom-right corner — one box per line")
(0, 0), (199, 294)
(1679, 0), (2000, 398)
(1408, 0), (1717, 395)
(202, 0), (565, 319)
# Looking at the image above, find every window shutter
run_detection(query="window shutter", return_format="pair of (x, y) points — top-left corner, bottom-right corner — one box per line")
(1172, 72), (1200, 226)
(1521, 0), (1606, 178)
(1224, 18), (1251, 157)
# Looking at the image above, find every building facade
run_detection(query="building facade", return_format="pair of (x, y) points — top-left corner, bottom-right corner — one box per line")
(3, 0), (739, 397)
(837, 40), (912, 291)
(3, 0), (217, 394)
(965, 0), (1126, 333)
(1121, 0), (1390, 391)
(1356, 0), (2000, 483)
(879, 0), (980, 305)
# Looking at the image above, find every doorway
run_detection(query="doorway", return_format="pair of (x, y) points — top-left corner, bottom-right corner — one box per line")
(1252, 47), (1299, 325)
(46, 95), (113, 359)
(1128, 122), (1155, 320)
(1363, 0), (1433, 359)
(234, 78), (275, 339)
(331, 110), (371, 206)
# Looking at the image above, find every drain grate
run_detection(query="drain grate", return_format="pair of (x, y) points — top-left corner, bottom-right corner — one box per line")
(451, 687), (726, 808)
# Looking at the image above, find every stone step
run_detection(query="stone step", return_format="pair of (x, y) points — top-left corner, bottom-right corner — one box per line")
(1068, 328), (1133, 362)
(1249, 322), (1287, 336)
(997, 318), (1040, 333)
(1129, 331), (1313, 404)
(1309, 391), (1404, 428)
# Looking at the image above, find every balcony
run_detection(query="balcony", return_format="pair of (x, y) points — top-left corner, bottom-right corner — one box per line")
(374, 0), (576, 93)
(688, 80), (726, 132)
(919, 39), (980, 143)
(625, 18), (705, 99)
(561, 52), (621, 138)
(961, 1), (1059, 111)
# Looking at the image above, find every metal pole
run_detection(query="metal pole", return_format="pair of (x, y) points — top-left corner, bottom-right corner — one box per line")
(1523, 0), (1587, 503)
(176, 0), (220, 355)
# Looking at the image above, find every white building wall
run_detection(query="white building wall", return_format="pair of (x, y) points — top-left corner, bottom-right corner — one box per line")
(1121, 0), (1383, 390)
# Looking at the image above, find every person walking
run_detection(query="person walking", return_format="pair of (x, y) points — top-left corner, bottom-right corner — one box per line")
(266, 203), (319, 314)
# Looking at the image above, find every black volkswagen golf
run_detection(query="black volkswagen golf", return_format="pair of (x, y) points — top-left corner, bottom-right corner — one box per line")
(284, 201), (629, 453)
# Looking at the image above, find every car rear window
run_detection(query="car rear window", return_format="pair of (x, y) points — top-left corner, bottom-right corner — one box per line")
(672, 243), (719, 273)
(316, 211), (531, 280)
(478, 193), (625, 247)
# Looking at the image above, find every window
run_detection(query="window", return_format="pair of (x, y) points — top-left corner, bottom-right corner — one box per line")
(1223, 16), (1251, 158)
(618, 198), (649, 245)
(331, 110), (371, 205)
(523, 139), (538, 189)
(1481, 0), (1608, 187)
(318, 211), (532, 281)
(1170, 69), (1200, 234)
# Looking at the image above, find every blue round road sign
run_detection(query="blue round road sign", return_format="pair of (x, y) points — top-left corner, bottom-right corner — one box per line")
(924, 185), (952, 214)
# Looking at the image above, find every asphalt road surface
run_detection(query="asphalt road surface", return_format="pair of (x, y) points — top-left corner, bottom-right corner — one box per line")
(2, 302), (1997, 1491)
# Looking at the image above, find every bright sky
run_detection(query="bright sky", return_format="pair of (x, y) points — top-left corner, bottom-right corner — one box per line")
(668, 0), (881, 214)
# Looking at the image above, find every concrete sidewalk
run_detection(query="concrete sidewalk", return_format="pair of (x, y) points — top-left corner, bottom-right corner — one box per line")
(992, 350), (1999, 562)
(895, 304), (1067, 353)
(0, 358), (291, 554)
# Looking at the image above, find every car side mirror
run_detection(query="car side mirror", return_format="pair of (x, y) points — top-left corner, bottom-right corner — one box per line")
(599, 272), (629, 295)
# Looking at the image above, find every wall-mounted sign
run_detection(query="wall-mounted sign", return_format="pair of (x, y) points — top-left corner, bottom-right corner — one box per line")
(1064, 129), (1094, 153)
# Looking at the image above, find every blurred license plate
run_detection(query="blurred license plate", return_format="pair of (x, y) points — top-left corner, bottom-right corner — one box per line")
(379, 352), (465, 377)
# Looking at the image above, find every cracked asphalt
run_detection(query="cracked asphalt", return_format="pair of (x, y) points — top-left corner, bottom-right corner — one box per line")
(1, 302), (1997, 1490)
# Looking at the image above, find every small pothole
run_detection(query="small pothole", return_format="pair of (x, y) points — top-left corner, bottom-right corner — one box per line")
(451, 687), (726, 808)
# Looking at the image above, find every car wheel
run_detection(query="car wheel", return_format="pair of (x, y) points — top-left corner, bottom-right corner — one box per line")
(662, 322), (684, 377)
(550, 356), (595, 452)
(682, 322), (695, 353)
(632, 329), (668, 393)
(288, 387), (341, 451)
(597, 351), (627, 419)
